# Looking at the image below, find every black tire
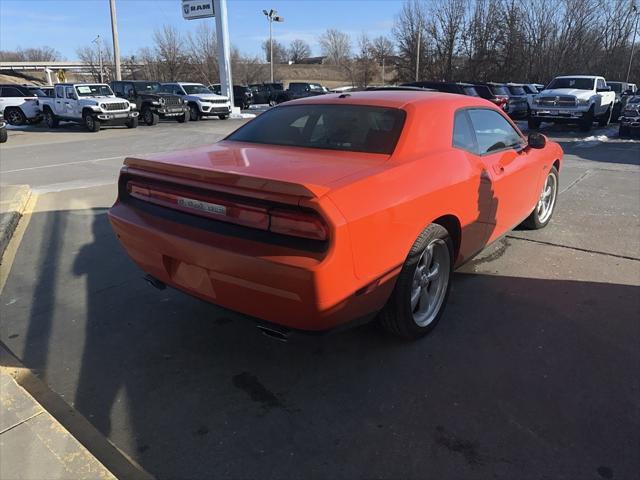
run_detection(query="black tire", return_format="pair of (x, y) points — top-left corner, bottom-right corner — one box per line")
(44, 109), (59, 129)
(580, 106), (594, 132)
(176, 112), (189, 123)
(218, 114), (229, 120)
(0, 127), (7, 143)
(28, 117), (43, 125)
(126, 117), (138, 129)
(619, 125), (629, 137)
(189, 104), (200, 121)
(142, 108), (159, 126)
(521, 166), (559, 230)
(378, 223), (454, 339)
(84, 112), (100, 132)
(4, 108), (26, 126)
(528, 118), (541, 129)
(598, 106), (612, 127)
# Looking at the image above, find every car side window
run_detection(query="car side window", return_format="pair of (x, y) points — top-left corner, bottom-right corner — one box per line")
(467, 109), (524, 155)
(123, 83), (135, 97)
(55, 86), (65, 98)
(452, 110), (478, 153)
(64, 86), (75, 99)
(597, 79), (606, 90)
(3, 87), (24, 97)
(112, 82), (122, 95)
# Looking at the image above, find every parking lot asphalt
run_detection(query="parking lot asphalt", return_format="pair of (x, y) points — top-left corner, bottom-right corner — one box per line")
(0, 119), (638, 479)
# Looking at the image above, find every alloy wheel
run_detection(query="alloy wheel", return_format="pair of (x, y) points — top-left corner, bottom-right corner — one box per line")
(411, 239), (451, 327)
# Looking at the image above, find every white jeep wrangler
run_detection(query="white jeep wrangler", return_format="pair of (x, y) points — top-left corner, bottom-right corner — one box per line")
(529, 75), (616, 131)
(40, 83), (139, 132)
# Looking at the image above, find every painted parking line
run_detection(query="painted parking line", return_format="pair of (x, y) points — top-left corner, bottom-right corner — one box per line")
(0, 155), (126, 174)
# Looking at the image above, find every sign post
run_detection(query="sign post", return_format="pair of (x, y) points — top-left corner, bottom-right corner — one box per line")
(181, 0), (234, 109)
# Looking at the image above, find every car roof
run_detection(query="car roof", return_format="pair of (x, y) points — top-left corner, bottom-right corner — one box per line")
(282, 90), (495, 110)
(554, 75), (602, 79)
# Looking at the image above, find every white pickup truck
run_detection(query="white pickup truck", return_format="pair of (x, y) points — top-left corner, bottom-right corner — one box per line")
(529, 75), (616, 131)
(40, 83), (139, 132)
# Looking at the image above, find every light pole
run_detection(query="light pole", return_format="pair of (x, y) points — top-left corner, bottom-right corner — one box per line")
(263, 9), (284, 83)
(109, 0), (122, 81)
(92, 35), (103, 83)
(626, 3), (639, 83)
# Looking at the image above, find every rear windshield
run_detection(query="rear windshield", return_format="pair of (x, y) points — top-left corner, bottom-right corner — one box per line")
(227, 104), (406, 155)
(474, 85), (493, 99)
(490, 85), (510, 96)
(508, 86), (526, 95)
(608, 83), (622, 93)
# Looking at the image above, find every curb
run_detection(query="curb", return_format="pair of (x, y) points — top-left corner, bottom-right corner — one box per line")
(0, 344), (155, 480)
(0, 184), (31, 262)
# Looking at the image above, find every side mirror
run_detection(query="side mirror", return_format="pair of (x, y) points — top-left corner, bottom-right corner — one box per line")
(528, 132), (546, 149)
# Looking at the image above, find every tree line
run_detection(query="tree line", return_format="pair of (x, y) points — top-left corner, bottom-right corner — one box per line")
(1, 0), (638, 86)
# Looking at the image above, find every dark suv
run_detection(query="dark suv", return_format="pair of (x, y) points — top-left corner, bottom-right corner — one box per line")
(278, 82), (329, 103)
(476, 82), (527, 119)
(402, 81), (479, 97)
(249, 83), (284, 105)
(111, 81), (189, 125)
(209, 84), (253, 110)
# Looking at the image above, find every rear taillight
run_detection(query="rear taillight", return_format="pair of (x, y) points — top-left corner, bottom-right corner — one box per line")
(126, 181), (328, 241)
(270, 209), (328, 241)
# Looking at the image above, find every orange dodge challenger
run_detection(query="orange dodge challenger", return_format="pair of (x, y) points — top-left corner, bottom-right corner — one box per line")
(109, 91), (562, 339)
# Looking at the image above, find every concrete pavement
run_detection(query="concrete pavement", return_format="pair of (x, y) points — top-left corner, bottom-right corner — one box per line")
(0, 119), (638, 479)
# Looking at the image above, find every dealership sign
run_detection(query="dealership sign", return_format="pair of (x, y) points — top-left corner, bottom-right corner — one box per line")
(182, 0), (215, 20)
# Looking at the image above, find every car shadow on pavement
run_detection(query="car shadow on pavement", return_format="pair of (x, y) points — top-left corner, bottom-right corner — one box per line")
(1, 199), (637, 479)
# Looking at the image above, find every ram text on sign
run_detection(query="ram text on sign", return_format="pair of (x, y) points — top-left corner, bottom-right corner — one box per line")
(182, 0), (215, 20)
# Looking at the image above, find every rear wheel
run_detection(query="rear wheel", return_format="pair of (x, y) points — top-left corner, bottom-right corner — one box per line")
(44, 109), (59, 129)
(189, 104), (200, 121)
(5, 108), (26, 126)
(379, 224), (453, 339)
(521, 166), (559, 230)
(598, 106), (612, 127)
(142, 108), (159, 126)
(84, 112), (100, 132)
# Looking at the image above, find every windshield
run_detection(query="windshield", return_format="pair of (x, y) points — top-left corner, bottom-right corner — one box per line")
(182, 84), (212, 95)
(27, 88), (47, 97)
(227, 104), (406, 155)
(309, 84), (325, 93)
(490, 85), (510, 96)
(463, 86), (479, 96)
(75, 84), (113, 97)
(522, 85), (538, 94)
(508, 86), (526, 95)
(547, 77), (595, 90)
(134, 82), (161, 93)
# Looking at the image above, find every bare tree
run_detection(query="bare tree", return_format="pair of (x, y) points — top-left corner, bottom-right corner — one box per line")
(354, 33), (377, 86)
(393, 0), (429, 82)
(425, 0), (467, 80)
(186, 22), (219, 85)
(153, 25), (187, 81)
(288, 39), (311, 63)
(319, 28), (352, 64)
(77, 44), (113, 81)
(262, 39), (288, 64)
(371, 36), (395, 84)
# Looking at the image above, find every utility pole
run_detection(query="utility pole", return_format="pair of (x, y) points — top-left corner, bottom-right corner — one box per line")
(263, 9), (284, 83)
(109, 0), (122, 80)
(415, 28), (421, 82)
(93, 35), (103, 83)
(626, 3), (639, 83)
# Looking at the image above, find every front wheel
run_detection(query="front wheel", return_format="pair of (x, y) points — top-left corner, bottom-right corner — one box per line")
(521, 166), (559, 230)
(619, 125), (629, 137)
(580, 107), (594, 132)
(598, 106), (612, 127)
(218, 114), (229, 120)
(126, 117), (138, 129)
(189, 104), (200, 121)
(44, 109), (59, 129)
(0, 128), (7, 143)
(84, 112), (100, 132)
(176, 112), (189, 123)
(142, 108), (159, 126)
(379, 224), (453, 339)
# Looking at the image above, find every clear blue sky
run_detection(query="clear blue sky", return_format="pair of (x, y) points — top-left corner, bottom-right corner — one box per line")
(0, 0), (404, 59)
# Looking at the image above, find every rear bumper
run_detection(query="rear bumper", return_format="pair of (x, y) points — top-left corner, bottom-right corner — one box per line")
(108, 200), (396, 331)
